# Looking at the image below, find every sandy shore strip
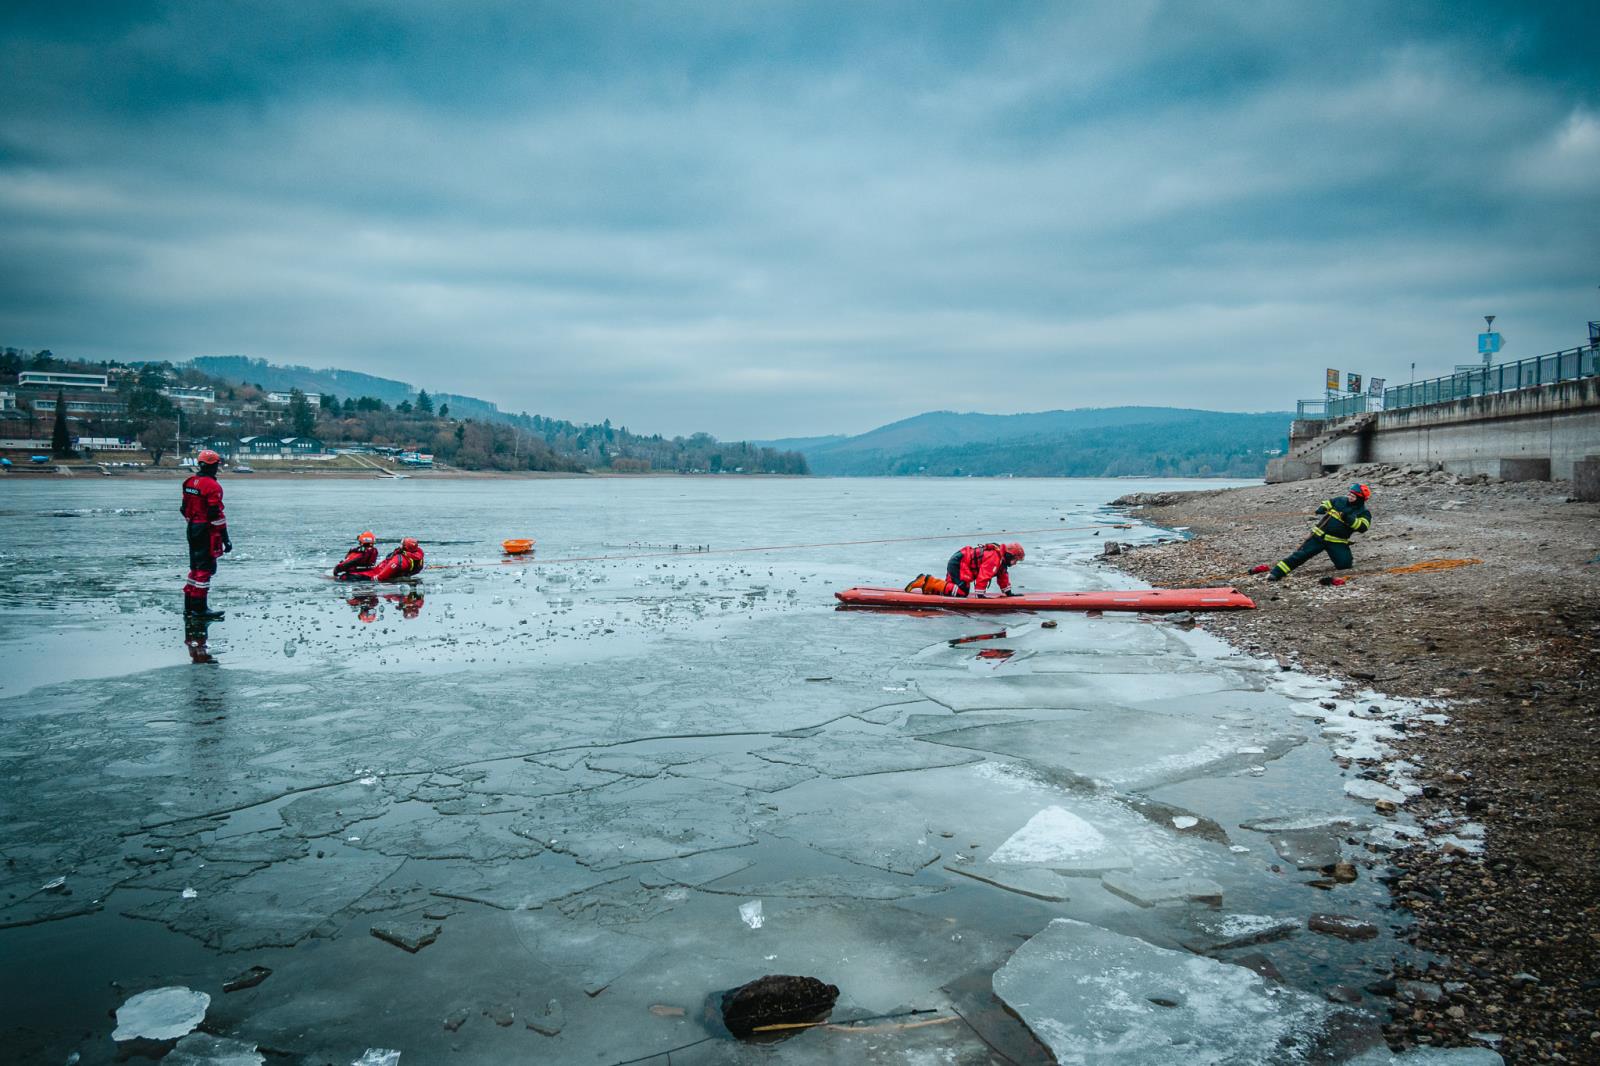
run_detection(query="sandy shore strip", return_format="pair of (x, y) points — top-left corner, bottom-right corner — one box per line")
(1104, 464), (1600, 1063)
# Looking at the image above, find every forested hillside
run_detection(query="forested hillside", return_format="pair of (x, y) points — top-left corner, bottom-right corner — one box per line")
(764, 408), (1289, 477)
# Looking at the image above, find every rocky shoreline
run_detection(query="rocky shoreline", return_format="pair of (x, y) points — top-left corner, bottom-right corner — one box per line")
(1106, 465), (1600, 1064)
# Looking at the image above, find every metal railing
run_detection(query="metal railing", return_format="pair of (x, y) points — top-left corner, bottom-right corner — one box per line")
(1385, 346), (1599, 411)
(1298, 343), (1599, 422)
(1296, 395), (1367, 420)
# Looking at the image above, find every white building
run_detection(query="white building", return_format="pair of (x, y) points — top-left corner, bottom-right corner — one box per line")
(265, 392), (321, 408)
(18, 370), (110, 392)
(161, 385), (216, 406)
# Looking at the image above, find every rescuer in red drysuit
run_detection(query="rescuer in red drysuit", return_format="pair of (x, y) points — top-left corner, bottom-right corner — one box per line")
(339, 537), (425, 582)
(333, 531), (379, 577)
(179, 449), (231, 619)
(905, 542), (1025, 597)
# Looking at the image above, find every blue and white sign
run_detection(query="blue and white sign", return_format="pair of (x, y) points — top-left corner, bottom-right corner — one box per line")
(1478, 332), (1502, 354)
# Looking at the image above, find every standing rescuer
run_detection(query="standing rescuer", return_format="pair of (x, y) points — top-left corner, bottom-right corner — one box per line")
(1255, 483), (1372, 581)
(180, 449), (231, 619)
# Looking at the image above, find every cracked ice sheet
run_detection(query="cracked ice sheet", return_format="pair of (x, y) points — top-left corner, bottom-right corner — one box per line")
(754, 733), (985, 779)
(349, 814), (543, 862)
(916, 668), (1260, 713)
(510, 909), (659, 995)
(922, 706), (1306, 792)
(429, 854), (633, 911)
(623, 901), (1013, 1028)
(124, 852), (404, 951)
(511, 778), (759, 870)
(766, 803), (943, 875)
(993, 919), (1328, 1065)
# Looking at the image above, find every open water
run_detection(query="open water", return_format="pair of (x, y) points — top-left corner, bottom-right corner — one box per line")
(0, 476), (1433, 1064)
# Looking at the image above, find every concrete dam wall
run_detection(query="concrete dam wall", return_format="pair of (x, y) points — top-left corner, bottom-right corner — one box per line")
(1275, 376), (1600, 483)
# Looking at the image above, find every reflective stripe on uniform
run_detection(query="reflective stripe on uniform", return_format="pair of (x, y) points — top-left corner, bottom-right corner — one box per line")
(185, 576), (211, 589)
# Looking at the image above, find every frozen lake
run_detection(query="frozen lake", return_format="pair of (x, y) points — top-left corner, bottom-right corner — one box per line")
(0, 477), (1432, 1064)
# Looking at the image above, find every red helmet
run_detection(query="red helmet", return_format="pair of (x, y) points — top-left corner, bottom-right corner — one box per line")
(196, 449), (222, 465)
(402, 537), (420, 552)
(1003, 542), (1025, 562)
(1348, 483), (1371, 501)
(358, 531), (376, 546)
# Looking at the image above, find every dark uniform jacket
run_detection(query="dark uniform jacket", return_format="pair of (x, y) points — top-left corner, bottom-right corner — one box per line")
(1312, 497), (1372, 544)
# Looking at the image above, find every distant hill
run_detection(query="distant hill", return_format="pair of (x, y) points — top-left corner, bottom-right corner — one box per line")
(189, 356), (420, 408)
(757, 407), (1291, 477)
(179, 354), (807, 474)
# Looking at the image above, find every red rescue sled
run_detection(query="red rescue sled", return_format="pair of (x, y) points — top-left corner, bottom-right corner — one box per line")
(834, 586), (1255, 612)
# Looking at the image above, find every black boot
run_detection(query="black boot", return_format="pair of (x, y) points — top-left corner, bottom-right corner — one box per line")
(185, 595), (225, 621)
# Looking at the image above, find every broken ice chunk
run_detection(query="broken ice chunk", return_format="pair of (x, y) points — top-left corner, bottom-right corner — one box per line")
(351, 1052), (401, 1066)
(370, 921), (441, 953)
(164, 1033), (265, 1066)
(1345, 779), (1408, 805)
(739, 900), (764, 929)
(993, 919), (1326, 1063)
(1171, 816), (1199, 830)
(112, 986), (210, 1042)
(1368, 823), (1424, 850)
(1181, 912), (1300, 953)
(181, 887), (198, 899)
(988, 806), (1132, 875)
(1101, 872), (1223, 908)
(1342, 1045), (1505, 1064)
(944, 862), (1072, 902)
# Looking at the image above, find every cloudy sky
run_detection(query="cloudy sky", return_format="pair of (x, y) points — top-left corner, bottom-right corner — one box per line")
(1, 2), (1596, 439)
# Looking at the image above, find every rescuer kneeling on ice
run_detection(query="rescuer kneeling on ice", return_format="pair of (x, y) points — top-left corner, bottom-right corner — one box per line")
(906, 542), (1024, 597)
(180, 449), (231, 620)
(333, 531), (379, 577)
(338, 537), (425, 582)
(1256, 483), (1372, 581)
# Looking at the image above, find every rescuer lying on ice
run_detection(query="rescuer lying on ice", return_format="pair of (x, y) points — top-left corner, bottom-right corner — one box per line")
(1251, 483), (1372, 582)
(905, 542), (1025, 597)
(337, 537), (425, 582)
(180, 449), (231, 620)
(333, 531), (379, 577)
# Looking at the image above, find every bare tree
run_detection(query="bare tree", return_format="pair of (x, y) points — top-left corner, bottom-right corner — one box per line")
(139, 419), (176, 465)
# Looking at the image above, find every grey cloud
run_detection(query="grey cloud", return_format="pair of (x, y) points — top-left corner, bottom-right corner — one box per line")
(1, 2), (1595, 438)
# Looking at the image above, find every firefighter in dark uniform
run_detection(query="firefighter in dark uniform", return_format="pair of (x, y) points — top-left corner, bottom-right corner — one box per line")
(1260, 483), (1371, 581)
(180, 449), (231, 619)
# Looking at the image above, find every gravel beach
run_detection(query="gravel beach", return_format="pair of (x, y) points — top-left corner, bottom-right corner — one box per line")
(1107, 466), (1600, 1064)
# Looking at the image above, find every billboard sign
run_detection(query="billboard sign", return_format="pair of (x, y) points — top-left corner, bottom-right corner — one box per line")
(1326, 368), (1340, 391)
(1367, 377), (1386, 412)
(1347, 373), (1362, 394)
